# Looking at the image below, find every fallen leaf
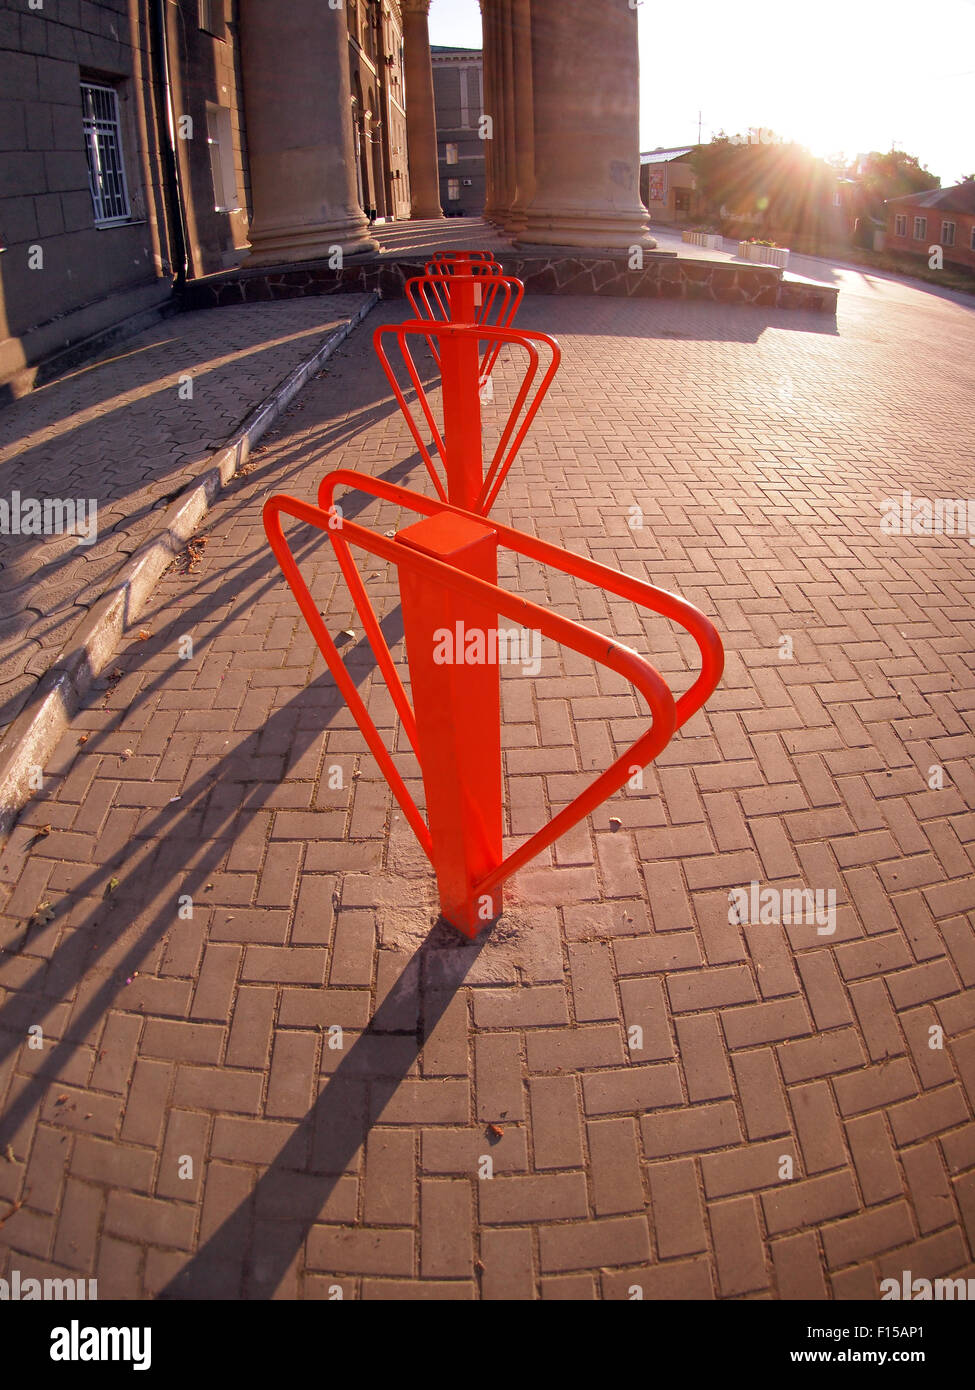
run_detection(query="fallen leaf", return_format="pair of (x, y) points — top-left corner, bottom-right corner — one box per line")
(77, 733), (90, 745)
(339, 629), (356, 641)
(609, 817), (622, 831)
(137, 630), (151, 640)
(487, 1123), (504, 1139)
(120, 748), (133, 761)
(55, 1094), (69, 1106)
(106, 877), (120, 894)
(30, 902), (56, 927)
(0, 1192), (28, 1228)
(2, 1145), (14, 1163)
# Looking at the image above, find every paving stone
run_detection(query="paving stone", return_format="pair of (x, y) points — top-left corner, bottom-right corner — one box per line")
(5, 278), (975, 1297)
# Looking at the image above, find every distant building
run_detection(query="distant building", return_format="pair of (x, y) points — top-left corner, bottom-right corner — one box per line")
(640, 147), (698, 223)
(431, 46), (485, 217)
(885, 183), (975, 270)
(348, 0), (412, 223)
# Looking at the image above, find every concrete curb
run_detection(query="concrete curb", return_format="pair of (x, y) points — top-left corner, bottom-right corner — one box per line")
(0, 291), (380, 839)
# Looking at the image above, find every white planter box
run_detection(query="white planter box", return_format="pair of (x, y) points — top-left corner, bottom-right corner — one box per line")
(682, 231), (723, 249)
(737, 240), (790, 269)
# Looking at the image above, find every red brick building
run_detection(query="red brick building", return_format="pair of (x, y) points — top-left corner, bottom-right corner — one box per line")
(885, 182), (975, 270)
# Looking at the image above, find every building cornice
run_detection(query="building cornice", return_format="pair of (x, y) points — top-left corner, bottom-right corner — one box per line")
(431, 52), (483, 65)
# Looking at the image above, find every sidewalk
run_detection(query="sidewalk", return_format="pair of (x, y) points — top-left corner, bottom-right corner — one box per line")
(0, 296), (373, 739)
(0, 279), (973, 1298)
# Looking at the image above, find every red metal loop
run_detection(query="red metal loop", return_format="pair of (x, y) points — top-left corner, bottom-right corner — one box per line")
(405, 272), (524, 339)
(373, 319), (560, 514)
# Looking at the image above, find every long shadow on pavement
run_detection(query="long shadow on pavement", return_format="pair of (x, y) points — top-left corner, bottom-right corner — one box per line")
(162, 927), (486, 1299)
(0, 514), (414, 1162)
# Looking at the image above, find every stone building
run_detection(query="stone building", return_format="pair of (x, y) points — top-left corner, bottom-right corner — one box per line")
(1, 0), (651, 394)
(347, 0), (411, 224)
(0, 0), (412, 392)
(432, 46), (485, 218)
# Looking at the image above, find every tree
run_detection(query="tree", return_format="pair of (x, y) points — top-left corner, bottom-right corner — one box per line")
(854, 151), (940, 219)
(690, 133), (835, 243)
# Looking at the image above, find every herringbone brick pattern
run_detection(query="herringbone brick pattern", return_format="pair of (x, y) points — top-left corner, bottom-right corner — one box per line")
(0, 296), (370, 735)
(1, 279), (974, 1298)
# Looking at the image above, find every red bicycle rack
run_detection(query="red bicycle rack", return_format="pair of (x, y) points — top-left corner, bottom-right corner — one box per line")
(264, 470), (724, 937)
(421, 253), (505, 320)
(374, 318), (560, 515)
(406, 270), (524, 340)
(427, 250), (501, 269)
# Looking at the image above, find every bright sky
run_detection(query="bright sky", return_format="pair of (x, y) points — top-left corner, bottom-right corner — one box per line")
(428, 0), (975, 186)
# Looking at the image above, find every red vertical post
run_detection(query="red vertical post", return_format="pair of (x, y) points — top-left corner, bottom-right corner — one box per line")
(448, 260), (479, 323)
(396, 510), (504, 936)
(439, 323), (484, 511)
(442, 264), (483, 511)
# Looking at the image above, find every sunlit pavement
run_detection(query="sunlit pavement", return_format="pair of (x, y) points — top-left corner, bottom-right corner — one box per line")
(0, 297), (371, 739)
(0, 267), (973, 1297)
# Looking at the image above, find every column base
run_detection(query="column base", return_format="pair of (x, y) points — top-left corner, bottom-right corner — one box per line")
(504, 208), (527, 235)
(245, 214), (379, 266)
(516, 204), (657, 251)
(410, 204), (445, 220)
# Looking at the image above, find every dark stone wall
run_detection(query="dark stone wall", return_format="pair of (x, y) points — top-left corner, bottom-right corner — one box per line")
(180, 252), (839, 315)
(0, 0), (162, 341)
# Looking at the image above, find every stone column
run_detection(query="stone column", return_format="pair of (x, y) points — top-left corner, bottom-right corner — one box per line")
(480, 0), (502, 223)
(239, 0), (377, 264)
(498, 0), (519, 231)
(504, 0), (534, 233)
(402, 0), (443, 219)
(517, 0), (655, 250)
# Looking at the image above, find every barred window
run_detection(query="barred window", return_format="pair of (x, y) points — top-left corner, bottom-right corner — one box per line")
(81, 82), (130, 225)
(941, 220), (955, 247)
(894, 214), (907, 237)
(912, 216), (927, 240)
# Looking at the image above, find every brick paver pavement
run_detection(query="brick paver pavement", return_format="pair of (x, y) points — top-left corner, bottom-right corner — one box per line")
(0, 296), (370, 736)
(0, 274), (974, 1299)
